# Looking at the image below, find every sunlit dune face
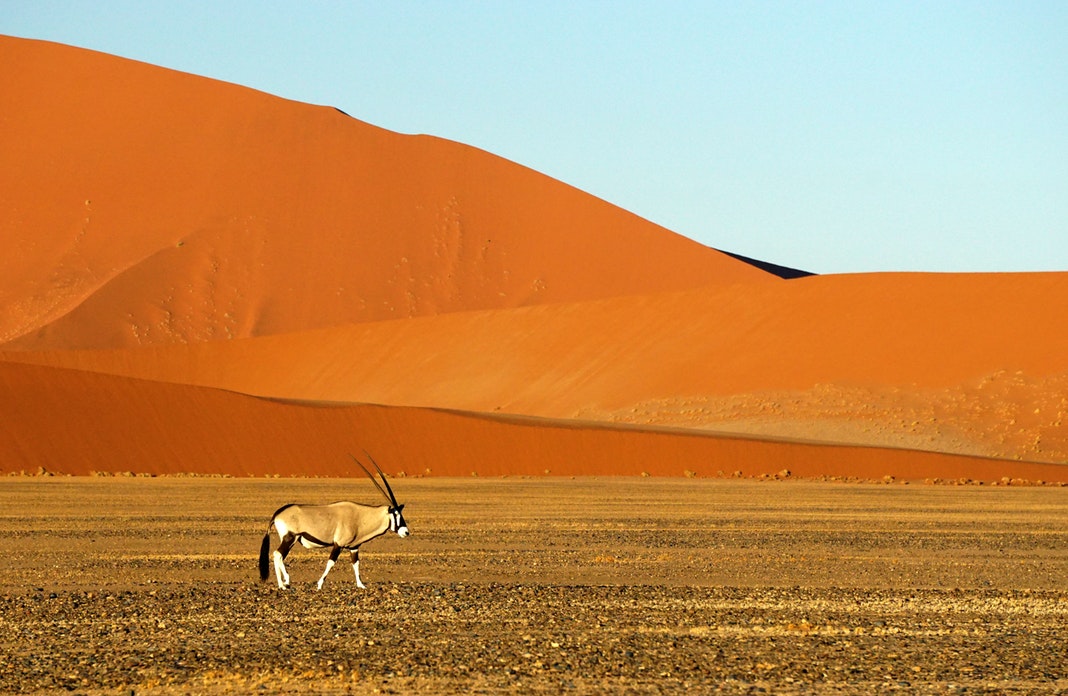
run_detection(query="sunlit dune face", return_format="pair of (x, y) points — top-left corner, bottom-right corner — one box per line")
(0, 35), (771, 353)
(1, 36), (1066, 485)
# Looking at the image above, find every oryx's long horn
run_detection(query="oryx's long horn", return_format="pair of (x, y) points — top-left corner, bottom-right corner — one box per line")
(349, 453), (392, 506)
(363, 450), (400, 508)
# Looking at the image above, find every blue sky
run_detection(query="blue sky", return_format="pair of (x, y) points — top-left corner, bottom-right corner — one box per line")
(6, 1), (1067, 274)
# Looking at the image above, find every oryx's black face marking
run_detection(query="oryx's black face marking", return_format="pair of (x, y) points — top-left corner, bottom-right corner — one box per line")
(389, 504), (409, 538)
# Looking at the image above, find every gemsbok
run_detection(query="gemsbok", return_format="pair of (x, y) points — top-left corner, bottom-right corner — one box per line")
(258, 454), (409, 590)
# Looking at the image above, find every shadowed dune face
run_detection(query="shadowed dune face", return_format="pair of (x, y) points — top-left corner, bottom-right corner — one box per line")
(2, 361), (1065, 483)
(1, 36), (1065, 481)
(0, 36), (770, 352)
(6, 272), (1066, 464)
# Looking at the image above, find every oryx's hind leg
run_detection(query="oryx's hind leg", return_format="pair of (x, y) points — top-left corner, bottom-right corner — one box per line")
(316, 546), (343, 590)
(273, 532), (296, 590)
(350, 548), (366, 589)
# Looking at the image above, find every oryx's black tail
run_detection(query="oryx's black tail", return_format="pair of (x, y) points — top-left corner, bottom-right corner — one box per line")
(258, 531), (271, 581)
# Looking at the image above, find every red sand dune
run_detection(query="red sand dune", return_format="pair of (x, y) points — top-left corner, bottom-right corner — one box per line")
(1, 35), (1066, 482)
(0, 35), (768, 352)
(7, 271), (1067, 464)
(2, 361), (1063, 483)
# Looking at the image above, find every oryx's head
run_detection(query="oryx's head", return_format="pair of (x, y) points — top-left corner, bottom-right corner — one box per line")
(351, 452), (409, 538)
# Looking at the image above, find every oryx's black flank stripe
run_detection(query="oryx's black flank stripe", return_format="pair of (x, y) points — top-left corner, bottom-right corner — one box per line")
(297, 532), (331, 547)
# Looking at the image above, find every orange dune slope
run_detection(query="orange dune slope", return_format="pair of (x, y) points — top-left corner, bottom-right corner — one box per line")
(2, 36), (1065, 481)
(0, 35), (771, 351)
(8, 271), (1068, 465)
(2, 361), (1063, 483)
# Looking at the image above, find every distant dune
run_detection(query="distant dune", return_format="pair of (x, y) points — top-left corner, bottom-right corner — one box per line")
(1, 35), (1065, 481)
(3, 361), (1064, 483)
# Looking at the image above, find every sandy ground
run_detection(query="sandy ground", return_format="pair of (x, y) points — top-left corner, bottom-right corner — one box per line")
(1, 477), (1066, 694)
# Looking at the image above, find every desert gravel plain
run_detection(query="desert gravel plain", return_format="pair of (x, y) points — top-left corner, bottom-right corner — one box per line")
(1, 476), (1066, 695)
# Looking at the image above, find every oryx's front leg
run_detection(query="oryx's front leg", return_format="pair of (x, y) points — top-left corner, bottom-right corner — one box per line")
(273, 533), (296, 590)
(317, 546), (343, 590)
(350, 548), (366, 589)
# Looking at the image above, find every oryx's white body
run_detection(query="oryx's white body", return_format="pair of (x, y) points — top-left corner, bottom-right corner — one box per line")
(258, 455), (409, 590)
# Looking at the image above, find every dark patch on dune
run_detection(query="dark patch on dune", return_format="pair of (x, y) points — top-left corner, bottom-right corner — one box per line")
(716, 248), (815, 279)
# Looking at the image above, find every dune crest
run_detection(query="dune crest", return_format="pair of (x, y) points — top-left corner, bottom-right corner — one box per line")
(1, 36), (1064, 481)
(1, 35), (770, 352)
